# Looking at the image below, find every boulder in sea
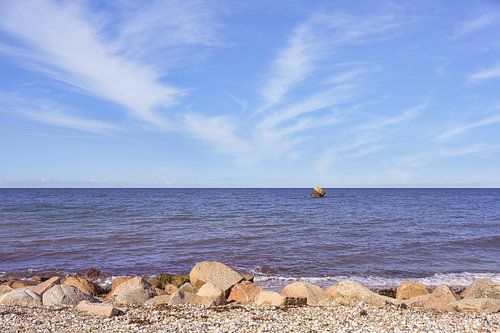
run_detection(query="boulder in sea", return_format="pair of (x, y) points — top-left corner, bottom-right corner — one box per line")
(280, 282), (328, 306)
(461, 279), (500, 299)
(0, 288), (42, 306)
(196, 282), (226, 305)
(423, 284), (459, 311)
(169, 289), (214, 306)
(447, 297), (500, 313)
(310, 185), (326, 198)
(64, 276), (104, 296)
(228, 281), (262, 304)
(42, 285), (96, 306)
(111, 276), (156, 305)
(31, 276), (61, 296)
(164, 284), (179, 295)
(326, 281), (399, 306)
(0, 285), (13, 297)
(77, 300), (123, 317)
(189, 261), (243, 293)
(396, 280), (430, 300)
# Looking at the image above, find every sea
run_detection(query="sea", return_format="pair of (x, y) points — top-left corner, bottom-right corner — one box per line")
(0, 188), (499, 289)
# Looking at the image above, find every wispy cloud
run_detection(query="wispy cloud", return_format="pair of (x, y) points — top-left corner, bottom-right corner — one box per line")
(433, 113), (500, 141)
(355, 102), (427, 131)
(440, 143), (500, 157)
(468, 63), (500, 83)
(453, 13), (500, 38)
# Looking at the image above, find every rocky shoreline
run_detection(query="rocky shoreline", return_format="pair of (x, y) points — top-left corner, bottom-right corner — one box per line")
(1, 262), (498, 332)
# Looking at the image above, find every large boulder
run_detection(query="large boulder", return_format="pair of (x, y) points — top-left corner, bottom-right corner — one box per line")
(403, 294), (431, 308)
(42, 285), (96, 306)
(0, 285), (13, 297)
(7, 280), (36, 289)
(77, 300), (123, 317)
(64, 276), (103, 296)
(0, 288), (42, 306)
(189, 262), (243, 293)
(31, 276), (61, 296)
(228, 281), (262, 304)
(169, 290), (214, 306)
(164, 284), (178, 295)
(255, 291), (285, 306)
(107, 276), (133, 299)
(326, 281), (399, 306)
(396, 280), (429, 300)
(423, 285), (459, 311)
(461, 279), (500, 299)
(280, 282), (328, 306)
(196, 282), (225, 305)
(447, 298), (500, 313)
(111, 277), (156, 305)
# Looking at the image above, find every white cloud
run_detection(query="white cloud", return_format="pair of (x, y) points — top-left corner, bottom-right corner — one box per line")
(453, 13), (499, 38)
(468, 63), (500, 82)
(356, 102), (427, 131)
(440, 143), (500, 157)
(433, 113), (500, 141)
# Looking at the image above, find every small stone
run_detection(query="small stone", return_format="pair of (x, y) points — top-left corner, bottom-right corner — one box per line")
(77, 300), (123, 317)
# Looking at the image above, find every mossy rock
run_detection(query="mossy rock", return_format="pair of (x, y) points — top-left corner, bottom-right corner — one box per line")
(152, 274), (190, 289)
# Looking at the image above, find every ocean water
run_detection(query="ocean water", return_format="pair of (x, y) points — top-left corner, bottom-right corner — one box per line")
(0, 188), (499, 289)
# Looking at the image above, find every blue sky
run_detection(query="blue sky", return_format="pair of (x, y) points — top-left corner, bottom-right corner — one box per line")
(0, 0), (499, 187)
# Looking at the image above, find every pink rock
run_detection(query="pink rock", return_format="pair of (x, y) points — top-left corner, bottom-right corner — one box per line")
(31, 276), (61, 296)
(76, 300), (123, 317)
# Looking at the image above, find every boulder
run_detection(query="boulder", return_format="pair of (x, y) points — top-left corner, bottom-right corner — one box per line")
(42, 285), (97, 306)
(189, 261), (243, 293)
(145, 295), (172, 305)
(151, 274), (190, 289)
(197, 282), (225, 305)
(164, 284), (178, 295)
(32, 276), (61, 296)
(447, 298), (500, 313)
(169, 290), (214, 306)
(64, 276), (104, 296)
(0, 285), (13, 296)
(403, 294), (431, 308)
(107, 276), (133, 299)
(241, 273), (254, 282)
(280, 282), (328, 306)
(0, 288), (42, 306)
(396, 280), (429, 300)
(326, 281), (399, 306)
(228, 281), (262, 304)
(84, 268), (107, 279)
(178, 283), (197, 293)
(77, 300), (123, 317)
(461, 279), (500, 299)
(155, 288), (166, 296)
(8, 280), (36, 289)
(111, 277), (156, 305)
(423, 285), (458, 311)
(255, 291), (285, 306)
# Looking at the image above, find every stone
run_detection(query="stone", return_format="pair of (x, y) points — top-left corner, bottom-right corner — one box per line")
(145, 294), (172, 305)
(76, 300), (123, 317)
(178, 283), (197, 293)
(423, 284), (459, 311)
(64, 276), (104, 296)
(403, 294), (431, 308)
(84, 268), (107, 279)
(164, 284), (178, 295)
(32, 276), (61, 296)
(197, 282), (225, 305)
(326, 281), (399, 306)
(0, 288), (42, 306)
(255, 291), (285, 306)
(0, 285), (13, 296)
(396, 280), (430, 300)
(189, 261), (243, 293)
(447, 298), (500, 313)
(241, 273), (254, 282)
(169, 290), (214, 306)
(283, 297), (307, 306)
(8, 280), (36, 289)
(155, 288), (166, 296)
(43, 285), (97, 306)
(107, 276), (133, 299)
(461, 279), (500, 299)
(311, 186), (326, 197)
(228, 281), (262, 304)
(280, 282), (328, 306)
(111, 276), (156, 305)
(151, 274), (190, 289)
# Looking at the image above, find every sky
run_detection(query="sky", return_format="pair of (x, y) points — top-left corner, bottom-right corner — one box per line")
(0, 0), (499, 188)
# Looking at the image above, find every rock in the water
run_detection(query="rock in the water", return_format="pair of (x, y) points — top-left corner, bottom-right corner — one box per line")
(197, 282), (225, 305)
(169, 290), (214, 306)
(0, 288), (42, 306)
(448, 297), (500, 313)
(396, 280), (430, 300)
(255, 291), (285, 306)
(423, 285), (458, 311)
(164, 284), (178, 295)
(145, 294), (172, 305)
(189, 261), (243, 293)
(326, 281), (399, 306)
(228, 281), (262, 304)
(32, 276), (61, 296)
(64, 276), (103, 296)
(461, 279), (500, 299)
(280, 282), (328, 306)
(0, 285), (13, 297)
(111, 277), (156, 305)
(42, 285), (97, 306)
(77, 300), (123, 317)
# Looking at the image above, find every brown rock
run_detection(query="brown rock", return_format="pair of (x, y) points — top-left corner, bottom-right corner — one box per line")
(280, 282), (328, 306)
(0, 285), (13, 296)
(283, 297), (307, 306)
(31, 276), (61, 296)
(423, 284), (459, 311)
(447, 298), (500, 313)
(326, 281), (399, 306)
(151, 274), (190, 289)
(111, 277), (156, 305)
(164, 284), (178, 295)
(84, 268), (107, 279)
(77, 300), (123, 317)
(228, 281), (262, 304)
(241, 273), (254, 282)
(155, 288), (166, 296)
(8, 280), (36, 289)
(403, 294), (431, 308)
(396, 280), (430, 300)
(461, 279), (500, 299)
(197, 282), (225, 305)
(107, 276), (133, 299)
(178, 283), (197, 293)
(64, 276), (104, 296)
(255, 291), (285, 306)
(189, 261), (243, 293)
(169, 290), (214, 306)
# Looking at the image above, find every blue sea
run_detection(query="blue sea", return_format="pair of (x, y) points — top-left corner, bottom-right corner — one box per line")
(0, 188), (499, 289)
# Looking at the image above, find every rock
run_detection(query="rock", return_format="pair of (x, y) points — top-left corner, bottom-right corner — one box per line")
(326, 281), (399, 306)
(31, 276), (61, 296)
(228, 281), (262, 304)
(423, 285), (459, 311)
(8, 280), (36, 289)
(169, 290), (214, 306)
(189, 261), (243, 293)
(396, 280), (430, 300)
(283, 297), (307, 306)
(64, 276), (104, 296)
(155, 288), (166, 296)
(42, 285), (97, 306)
(0, 288), (42, 306)
(280, 282), (328, 306)
(461, 279), (500, 299)
(107, 276), (133, 299)
(0, 285), (13, 296)
(255, 291), (285, 306)
(447, 298), (500, 313)
(145, 294), (172, 305)
(241, 273), (254, 282)
(84, 268), (107, 279)
(151, 274), (190, 289)
(403, 294), (431, 308)
(111, 277), (156, 305)
(164, 284), (178, 295)
(76, 300), (123, 317)
(197, 282), (225, 305)
(178, 283), (197, 293)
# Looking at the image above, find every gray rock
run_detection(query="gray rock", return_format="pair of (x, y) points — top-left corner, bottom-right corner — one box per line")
(169, 290), (214, 306)
(112, 276), (156, 305)
(0, 288), (42, 306)
(42, 285), (97, 306)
